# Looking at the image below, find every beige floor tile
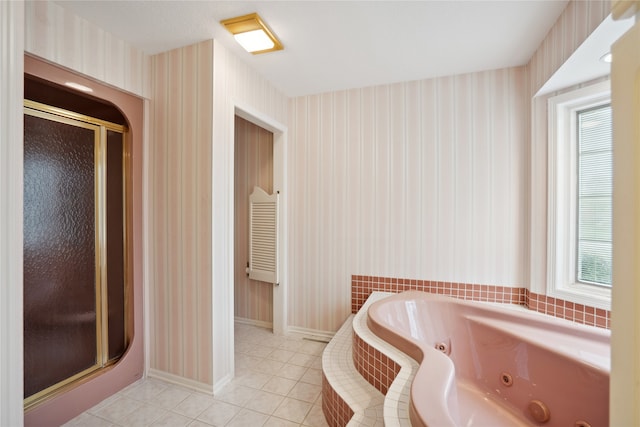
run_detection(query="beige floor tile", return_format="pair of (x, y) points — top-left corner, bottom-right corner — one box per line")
(287, 382), (320, 403)
(310, 357), (323, 370)
(187, 420), (216, 427)
(256, 358), (285, 375)
(276, 364), (308, 381)
(122, 378), (168, 401)
(149, 411), (193, 427)
(272, 397), (312, 424)
(120, 403), (168, 426)
(227, 408), (270, 427)
(298, 341), (326, 356)
(214, 383), (257, 407)
(267, 348), (295, 363)
(243, 389), (285, 415)
(256, 335), (287, 348)
(279, 340), (304, 352)
(235, 354), (263, 372)
(302, 404), (330, 427)
(299, 368), (322, 386)
(172, 393), (215, 418)
(93, 396), (142, 423)
(262, 376), (297, 396)
(86, 393), (124, 415)
(288, 353), (316, 368)
(264, 416), (299, 427)
(245, 345), (274, 358)
(68, 323), (336, 427)
(196, 400), (241, 426)
(234, 370), (271, 389)
(148, 386), (191, 409)
(62, 413), (116, 427)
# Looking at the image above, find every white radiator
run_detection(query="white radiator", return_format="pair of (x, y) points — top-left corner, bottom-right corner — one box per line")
(248, 186), (279, 285)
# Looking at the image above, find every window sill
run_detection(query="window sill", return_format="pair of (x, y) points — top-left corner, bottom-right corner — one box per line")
(548, 282), (611, 311)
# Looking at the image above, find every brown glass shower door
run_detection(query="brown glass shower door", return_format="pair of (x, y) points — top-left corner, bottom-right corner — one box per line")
(23, 102), (127, 408)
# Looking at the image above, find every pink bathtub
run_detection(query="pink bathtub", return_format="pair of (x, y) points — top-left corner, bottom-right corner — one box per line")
(366, 291), (610, 427)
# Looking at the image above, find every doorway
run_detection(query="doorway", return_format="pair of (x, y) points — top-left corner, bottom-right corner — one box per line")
(23, 76), (129, 409)
(234, 115), (274, 328)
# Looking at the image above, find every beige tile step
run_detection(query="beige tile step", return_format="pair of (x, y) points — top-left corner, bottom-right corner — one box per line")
(321, 292), (416, 427)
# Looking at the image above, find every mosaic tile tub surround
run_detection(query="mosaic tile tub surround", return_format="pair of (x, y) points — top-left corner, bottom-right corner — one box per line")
(321, 293), (414, 427)
(321, 276), (612, 426)
(322, 372), (353, 427)
(352, 275), (610, 329)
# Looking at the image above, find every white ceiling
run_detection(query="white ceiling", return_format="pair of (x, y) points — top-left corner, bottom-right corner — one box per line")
(55, 0), (570, 97)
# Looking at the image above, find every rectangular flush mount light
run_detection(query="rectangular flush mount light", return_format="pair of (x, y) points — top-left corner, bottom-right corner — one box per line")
(221, 13), (283, 54)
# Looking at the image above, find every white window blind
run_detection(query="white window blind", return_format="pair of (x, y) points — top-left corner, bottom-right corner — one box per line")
(577, 104), (612, 286)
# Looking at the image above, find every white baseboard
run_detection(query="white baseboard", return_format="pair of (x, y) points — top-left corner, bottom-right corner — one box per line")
(213, 372), (234, 395)
(287, 325), (334, 342)
(147, 368), (213, 395)
(234, 316), (273, 330)
(233, 316), (335, 342)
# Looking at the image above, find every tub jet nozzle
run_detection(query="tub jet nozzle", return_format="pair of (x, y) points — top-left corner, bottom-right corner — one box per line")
(434, 340), (450, 355)
(500, 372), (514, 387)
(528, 399), (551, 423)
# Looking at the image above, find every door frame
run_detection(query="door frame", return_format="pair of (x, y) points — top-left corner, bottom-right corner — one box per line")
(610, 8), (640, 425)
(233, 102), (288, 335)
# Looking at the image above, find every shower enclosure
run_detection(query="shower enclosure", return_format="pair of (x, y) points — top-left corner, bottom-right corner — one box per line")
(23, 82), (129, 409)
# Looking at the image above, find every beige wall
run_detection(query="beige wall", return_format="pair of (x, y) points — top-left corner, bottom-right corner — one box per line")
(210, 40), (289, 387)
(283, 0), (611, 334)
(147, 39), (289, 389)
(203, 0), (612, 338)
(528, 0), (610, 95)
(24, 1), (151, 98)
(527, 0), (610, 291)
(0, 2), (24, 426)
(287, 68), (528, 332)
(148, 40), (214, 388)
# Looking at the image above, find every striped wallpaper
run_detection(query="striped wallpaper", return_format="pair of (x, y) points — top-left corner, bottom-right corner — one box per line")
(528, 0), (610, 95)
(1, 2), (24, 426)
(287, 67), (528, 332)
(147, 40), (290, 389)
(527, 0), (610, 293)
(211, 39), (289, 386)
(234, 116), (274, 325)
(148, 40), (214, 388)
(24, 1), (151, 98)
(215, 0), (611, 335)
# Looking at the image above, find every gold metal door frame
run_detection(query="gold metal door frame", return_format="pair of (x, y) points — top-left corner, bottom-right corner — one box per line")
(23, 100), (129, 410)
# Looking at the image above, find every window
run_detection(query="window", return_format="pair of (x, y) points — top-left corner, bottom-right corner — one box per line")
(547, 81), (611, 310)
(576, 105), (612, 286)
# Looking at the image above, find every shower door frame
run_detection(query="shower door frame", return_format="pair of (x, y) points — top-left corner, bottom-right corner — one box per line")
(23, 100), (129, 410)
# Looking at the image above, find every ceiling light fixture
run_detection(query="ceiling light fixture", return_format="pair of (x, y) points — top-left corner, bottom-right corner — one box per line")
(600, 52), (612, 63)
(64, 82), (93, 92)
(220, 13), (283, 54)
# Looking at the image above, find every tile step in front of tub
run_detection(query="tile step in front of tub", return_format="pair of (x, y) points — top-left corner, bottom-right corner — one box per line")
(321, 292), (417, 427)
(321, 313), (385, 426)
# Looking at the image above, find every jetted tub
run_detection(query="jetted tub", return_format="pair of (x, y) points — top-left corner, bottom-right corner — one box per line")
(366, 291), (610, 427)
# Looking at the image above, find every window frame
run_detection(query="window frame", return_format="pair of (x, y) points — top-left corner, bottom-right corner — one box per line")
(575, 103), (612, 287)
(547, 80), (611, 310)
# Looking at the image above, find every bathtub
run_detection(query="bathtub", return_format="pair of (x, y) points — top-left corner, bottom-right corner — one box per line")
(366, 291), (610, 427)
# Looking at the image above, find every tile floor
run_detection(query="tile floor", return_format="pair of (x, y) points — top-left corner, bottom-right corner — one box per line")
(63, 322), (330, 427)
